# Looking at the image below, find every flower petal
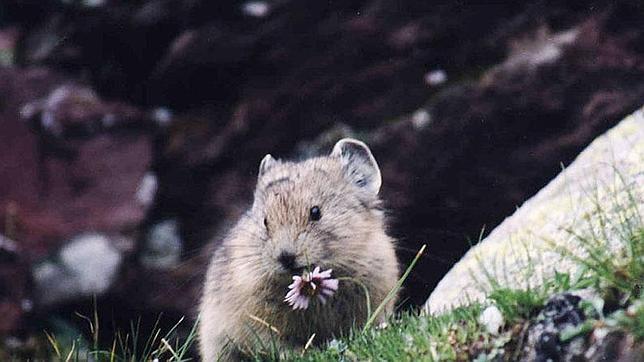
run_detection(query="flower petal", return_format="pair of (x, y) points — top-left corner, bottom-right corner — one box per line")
(318, 269), (333, 279)
(284, 266), (338, 310)
(322, 278), (339, 291)
(285, 289), (298, 300)
(292, 296), (302, 309)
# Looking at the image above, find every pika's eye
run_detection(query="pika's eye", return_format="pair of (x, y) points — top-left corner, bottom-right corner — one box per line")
(263, 217), (269, 229)
(309, 206), (321, 221)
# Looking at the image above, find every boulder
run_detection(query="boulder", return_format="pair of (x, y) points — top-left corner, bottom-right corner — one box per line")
(0, 67), (156, 334)
(425, 107), (644, 313)
(0, 68), (153, 259)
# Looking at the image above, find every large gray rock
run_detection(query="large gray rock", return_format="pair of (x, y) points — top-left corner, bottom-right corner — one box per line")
(425, 107), (644, 314)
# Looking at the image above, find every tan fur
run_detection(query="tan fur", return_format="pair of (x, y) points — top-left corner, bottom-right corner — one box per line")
(199, 139), (399, 361)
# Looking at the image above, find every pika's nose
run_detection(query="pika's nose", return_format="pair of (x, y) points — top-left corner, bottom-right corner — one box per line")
(277, 251), (298, 272)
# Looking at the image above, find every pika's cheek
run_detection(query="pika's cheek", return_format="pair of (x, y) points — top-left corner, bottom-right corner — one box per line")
(316, 245), (333, 263)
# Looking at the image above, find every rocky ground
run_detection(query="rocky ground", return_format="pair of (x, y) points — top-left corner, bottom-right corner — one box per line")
(0, 0), (643, 357)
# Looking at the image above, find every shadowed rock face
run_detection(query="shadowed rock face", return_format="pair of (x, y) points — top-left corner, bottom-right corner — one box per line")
(425, 107), (644, 313)
(146, 1), (644, 307)
(0, 0), (643, 347)
(374, 16), (644, 302)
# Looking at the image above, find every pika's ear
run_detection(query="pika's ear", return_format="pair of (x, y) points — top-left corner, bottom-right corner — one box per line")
(331, 138), (382, 194)
(259, 154), (277, 177)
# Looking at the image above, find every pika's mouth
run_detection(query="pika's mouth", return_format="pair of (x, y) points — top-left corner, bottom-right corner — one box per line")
(289, 265), (306, 275)
(277, 252), (306, 274)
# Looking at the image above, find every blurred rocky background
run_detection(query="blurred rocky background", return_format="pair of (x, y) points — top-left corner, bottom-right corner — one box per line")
(0, 0), (643, 357)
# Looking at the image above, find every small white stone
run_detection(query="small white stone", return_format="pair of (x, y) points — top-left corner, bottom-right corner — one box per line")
(33, 261), (73, 305)
(61, 0), (105, 7)
(479, 305), (504, 335)
(152, 107), (173, 127)
(102, 113), (116, 128)
(424, 69), (447, 86)
(59, 233), (122, 296)
(20, 299), (33, 312)
(33, 262), (60, 285)
(41, 111), (62, 136)
(502, 27), (579, 72)
(19, 103), (38, 120)
(141, 219), (182, 269)
(403, 333), (414, 346)
(3, 336), (22, 349)
(0, 234), (18, 252)
(376, 321), (389, 329)
(136, 172), (158, 207)
(84, 0), (106, 7)
(592, 327), (609, 340)
(242, 1), (270, 18)
(626, 299), (642, 315)
(45, 86), (70, 108)
(412, 109), (432, 129)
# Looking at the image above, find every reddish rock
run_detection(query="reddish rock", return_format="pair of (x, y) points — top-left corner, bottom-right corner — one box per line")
(0, 235), (30, 337)
(0, 69), (153, 260)
(0, 66), (160, 340)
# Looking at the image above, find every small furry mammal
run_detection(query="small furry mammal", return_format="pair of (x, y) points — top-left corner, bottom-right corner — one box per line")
(199, 138), (399, 360)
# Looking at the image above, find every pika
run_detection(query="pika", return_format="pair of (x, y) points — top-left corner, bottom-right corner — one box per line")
(198, 138), (399, 360)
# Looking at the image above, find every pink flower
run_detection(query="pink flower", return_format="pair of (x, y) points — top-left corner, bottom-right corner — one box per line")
(284, 267), (339, 310)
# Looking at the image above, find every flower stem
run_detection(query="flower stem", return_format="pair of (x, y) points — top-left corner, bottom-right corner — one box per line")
(337, 277), (372, 319)
(362, 244), (426, 332)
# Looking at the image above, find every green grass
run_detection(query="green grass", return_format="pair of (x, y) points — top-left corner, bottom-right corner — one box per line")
(39, 313), (200, 362)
